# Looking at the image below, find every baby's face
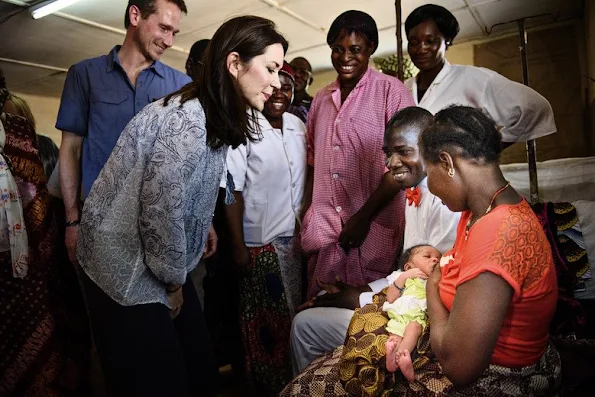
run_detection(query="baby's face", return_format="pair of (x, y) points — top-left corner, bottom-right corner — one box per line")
(409, 246), (441, 276)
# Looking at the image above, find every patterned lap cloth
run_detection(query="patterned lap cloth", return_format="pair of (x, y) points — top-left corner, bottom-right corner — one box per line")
(280, 292), (562, 397)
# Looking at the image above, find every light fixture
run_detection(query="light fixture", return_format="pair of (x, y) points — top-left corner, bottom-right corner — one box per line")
(30, 0), (82, 19)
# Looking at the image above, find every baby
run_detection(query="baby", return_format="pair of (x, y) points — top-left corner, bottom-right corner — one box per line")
(383, 244), (441, 381)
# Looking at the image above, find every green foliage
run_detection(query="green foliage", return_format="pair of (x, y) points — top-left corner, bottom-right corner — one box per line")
(373, 54), (418, 79)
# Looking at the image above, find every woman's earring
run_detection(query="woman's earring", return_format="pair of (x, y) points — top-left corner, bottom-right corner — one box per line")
(448, 168), (455, 178)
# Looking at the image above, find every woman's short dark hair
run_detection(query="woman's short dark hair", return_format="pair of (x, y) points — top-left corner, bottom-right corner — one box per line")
(386, 106), (433, 137)
(36, 135), (59, 181)
(405, 4), (460, 47)
(188, 39), (210, 61)
(124, 0), (188, 29)
(327, 10), (378, 53)
(420, 106), (502, 164)
(165, 15), (288, 149)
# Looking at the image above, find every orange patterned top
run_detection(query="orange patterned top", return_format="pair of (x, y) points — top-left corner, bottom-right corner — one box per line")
(439, 199), (557, 367)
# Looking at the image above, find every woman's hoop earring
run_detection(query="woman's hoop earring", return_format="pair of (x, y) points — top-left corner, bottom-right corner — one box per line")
(448, 168), (455, 178)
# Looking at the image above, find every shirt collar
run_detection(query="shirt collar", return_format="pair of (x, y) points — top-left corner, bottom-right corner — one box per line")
(414, 60), (450, 87)
(255, 111), (296, 132)
(411, 60), (451, 89)
(328, 66), (372, 93)
(417, 176), (428, 192)
(431, 60), (451, 85)
(106, 45), (165, 78)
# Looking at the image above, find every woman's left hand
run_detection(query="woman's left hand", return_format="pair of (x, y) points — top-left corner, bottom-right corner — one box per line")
(202, 224), (218, 259)
(428, 262), (442, 286)
(167, 287), (184, 319)
(338, 213), (371, 251)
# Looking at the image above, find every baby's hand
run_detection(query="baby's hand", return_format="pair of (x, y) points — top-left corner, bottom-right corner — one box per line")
(404, 268), (428, 280)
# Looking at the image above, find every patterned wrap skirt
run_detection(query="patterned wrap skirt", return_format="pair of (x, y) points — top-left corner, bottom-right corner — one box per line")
(239, 236), (301, 396)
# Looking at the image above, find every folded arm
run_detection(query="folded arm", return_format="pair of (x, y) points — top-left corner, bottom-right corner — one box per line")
(427, 271), (513, 386)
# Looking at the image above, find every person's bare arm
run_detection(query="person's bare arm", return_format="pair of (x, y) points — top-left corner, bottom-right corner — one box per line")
(221, 189), (250, 268)
(427, 271), (512, 386)
(59, 131), (83, 263)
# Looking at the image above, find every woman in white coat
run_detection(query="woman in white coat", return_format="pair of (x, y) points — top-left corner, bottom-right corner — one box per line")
(405, 4), (556, 146)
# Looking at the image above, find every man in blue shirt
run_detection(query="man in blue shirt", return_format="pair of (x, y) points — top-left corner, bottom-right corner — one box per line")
(56, 0), (191, 265)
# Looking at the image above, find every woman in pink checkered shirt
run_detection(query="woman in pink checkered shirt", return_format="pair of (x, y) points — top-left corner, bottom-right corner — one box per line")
(300, 10), (415, 299)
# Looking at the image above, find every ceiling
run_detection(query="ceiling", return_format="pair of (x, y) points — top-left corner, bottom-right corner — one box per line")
(0, 0), (584, 97)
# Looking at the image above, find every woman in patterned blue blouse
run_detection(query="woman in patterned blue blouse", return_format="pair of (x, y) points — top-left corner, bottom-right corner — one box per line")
(76, 16), (288, 397)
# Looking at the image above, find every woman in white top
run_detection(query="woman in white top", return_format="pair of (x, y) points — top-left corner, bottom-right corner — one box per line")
(405, 4), (556, 145)
(223, 61), (307, 396)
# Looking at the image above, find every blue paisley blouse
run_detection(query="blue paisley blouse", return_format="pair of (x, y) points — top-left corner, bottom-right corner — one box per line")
(77, 95), (226, 307)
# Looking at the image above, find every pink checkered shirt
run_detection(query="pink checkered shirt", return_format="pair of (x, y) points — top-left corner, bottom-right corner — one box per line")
(301, 67), (415, 298)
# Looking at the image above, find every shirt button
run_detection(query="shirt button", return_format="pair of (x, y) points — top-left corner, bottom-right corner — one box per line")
(290, 162), (294, 166)
(335, 118), (340, 124)
(292, 183), (296, 188)
(333, 145), (340, 151)
(332, 173), (339, 180)
(336, 206), (342, 213)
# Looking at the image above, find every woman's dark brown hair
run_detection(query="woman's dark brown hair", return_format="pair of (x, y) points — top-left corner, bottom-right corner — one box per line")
(165, 15), (288, 149)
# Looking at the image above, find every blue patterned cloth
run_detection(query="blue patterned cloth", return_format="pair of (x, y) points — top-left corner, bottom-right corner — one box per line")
(77, 95), (226, 307)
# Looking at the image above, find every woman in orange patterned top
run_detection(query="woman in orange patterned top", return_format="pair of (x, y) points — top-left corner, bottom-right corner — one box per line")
(419, 105), (560, 393)
(280, 105), (561, 396)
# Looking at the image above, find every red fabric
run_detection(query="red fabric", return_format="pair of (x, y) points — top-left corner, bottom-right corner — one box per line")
(439, 200), (558, 367)
(300, 67), (414, 299)
(406, 186), (421, 207)
(280, 61), (295, 82)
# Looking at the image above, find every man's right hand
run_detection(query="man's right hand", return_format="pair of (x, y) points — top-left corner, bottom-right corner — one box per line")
(65, 225), (79, 264)
(296, 278), (371, 312)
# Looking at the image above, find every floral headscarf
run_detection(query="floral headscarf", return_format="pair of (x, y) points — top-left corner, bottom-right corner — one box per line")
(0, 89), (29, 278)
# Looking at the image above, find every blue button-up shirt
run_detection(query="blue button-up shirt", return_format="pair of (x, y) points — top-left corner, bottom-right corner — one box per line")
(56, 46), (191, 197)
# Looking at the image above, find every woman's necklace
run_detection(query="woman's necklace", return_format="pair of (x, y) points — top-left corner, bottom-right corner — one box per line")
(465, 181), (511, 240)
